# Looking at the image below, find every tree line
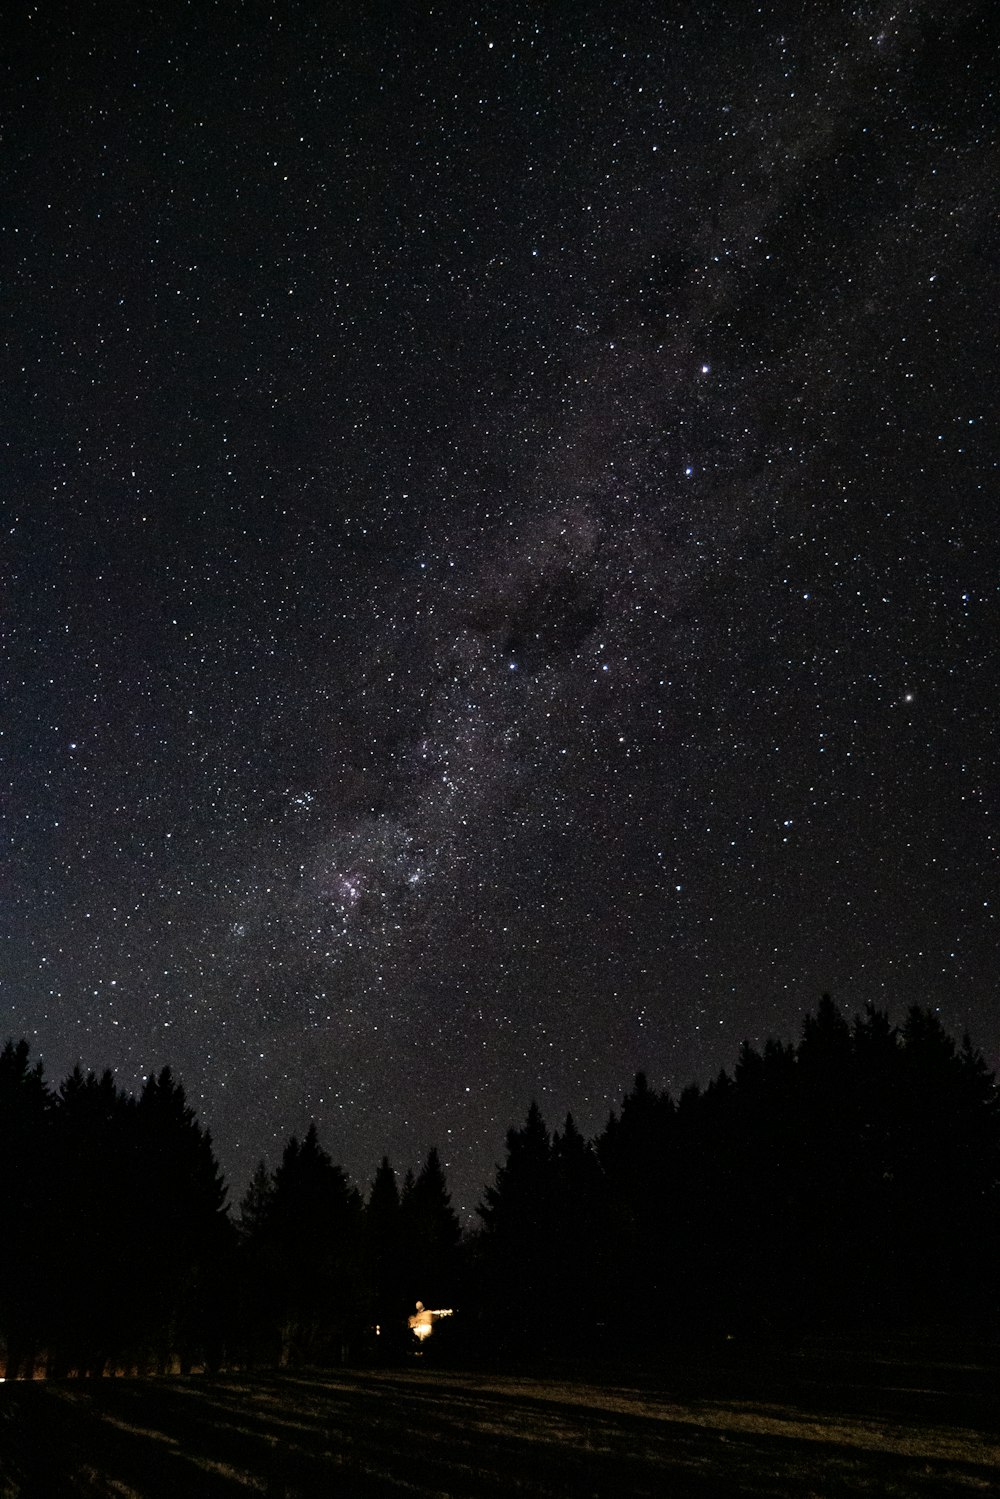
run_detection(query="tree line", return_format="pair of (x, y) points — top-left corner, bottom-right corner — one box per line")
(1, 997), (997, 1377)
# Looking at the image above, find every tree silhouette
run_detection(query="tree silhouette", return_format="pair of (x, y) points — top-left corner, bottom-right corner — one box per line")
(364, 1156), (408, 1355)
(402, 1147), (461, 1311)
(597, 1073), (678, 1342)
(48, 1066), (135, 1375)
(889, 1006), (999, 1320)
(129, 1067), (231, 1373)
(2, 991), (998, 1378)
(253, 1122), (364, 1366)
(548, 1114), (605, 1350)
(1, 1046), (233, 1377)
(475, 1101), (558, 1354)
(239, 1159), (275, 1241)
(0, 1040), (53, 1378)
(234, 1160), (281, 1366)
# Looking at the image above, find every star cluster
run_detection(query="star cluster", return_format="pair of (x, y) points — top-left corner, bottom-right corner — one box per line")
(2, 2), (996, 1212)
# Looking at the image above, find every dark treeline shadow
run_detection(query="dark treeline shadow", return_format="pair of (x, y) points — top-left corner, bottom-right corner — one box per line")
(0, 996), (997, 1377)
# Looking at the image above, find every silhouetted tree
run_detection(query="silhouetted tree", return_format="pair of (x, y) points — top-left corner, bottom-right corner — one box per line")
(597, 1073), (679, 1341)
(887, 1007), (999, 1321)
(402, 1147), (461, 1310)
(548, 1114), (605, 1349)
(254, 1123), (364, 1366)
(48, 1066), (136, 1375)
(239, 1159), (275, 1240)
(2, 1045), (234, 1377)
(364, 1156), (408, 1354)
(475, 1101), (557, 1354)
(0, 1040), (53, 1378)
(130, 1067), (232, 1372)
(3, 988), (998, 1378)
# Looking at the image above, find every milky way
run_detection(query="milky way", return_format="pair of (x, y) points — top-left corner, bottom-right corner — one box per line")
(3, 2), (996, 1211)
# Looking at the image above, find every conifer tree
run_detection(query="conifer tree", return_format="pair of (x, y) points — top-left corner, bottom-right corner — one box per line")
(597, 1074), (679, 1342)
(49, 1066), (135, 1375)
(365, 1156), (407, 1351)
(476, 1102), (555, 1353)
(0, 1040), (52, 1378)
(261, 1123), (364, 1365)
(402, 1146), (461, 1309)
(239, 1159), (275, 1241)
(132, 1066), (231, 1372)
(549, 1114), (605, 1349)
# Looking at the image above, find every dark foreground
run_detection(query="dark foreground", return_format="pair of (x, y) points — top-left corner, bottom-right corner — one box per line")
(1, 1341), (998, 1497)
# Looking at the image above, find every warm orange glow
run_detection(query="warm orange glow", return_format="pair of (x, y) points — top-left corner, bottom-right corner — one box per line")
(407, 1300), (454, 1341)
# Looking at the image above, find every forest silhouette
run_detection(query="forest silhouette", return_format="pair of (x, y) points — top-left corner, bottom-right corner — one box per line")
(1, 997), (997, 1378)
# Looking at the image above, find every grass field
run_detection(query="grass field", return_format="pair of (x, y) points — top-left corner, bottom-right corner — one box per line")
(1, 1341), (997, 1496)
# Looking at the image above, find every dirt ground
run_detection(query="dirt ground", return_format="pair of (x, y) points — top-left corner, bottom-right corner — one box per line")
(1, 1340), (998, 1496)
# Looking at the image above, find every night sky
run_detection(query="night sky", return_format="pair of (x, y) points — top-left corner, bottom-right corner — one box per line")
(3, 2), (997, 1215)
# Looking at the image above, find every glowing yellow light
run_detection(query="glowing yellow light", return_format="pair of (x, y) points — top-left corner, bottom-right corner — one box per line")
(407, 1300), (454, 1341)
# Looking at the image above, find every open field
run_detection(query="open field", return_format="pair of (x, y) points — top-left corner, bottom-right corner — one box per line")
(2, 1342), (998, 1497)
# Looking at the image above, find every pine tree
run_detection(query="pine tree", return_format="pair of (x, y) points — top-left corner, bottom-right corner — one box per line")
(0, 1041), (53, 1378)
(597, 1074), (679, 1343)
(132, 1066), (231, 1373)
(239, 1159), (275, 1241)
(234, 1160), (282, 1365)
(892, 1007), (1000, 1319)
(262, 1123), (364, 1366)
(476, 1102), (555, 1353)
(402, 1146), (461, 1309)
(549, 1114), (605, 1350)
(365, 1156), (407, 1352)
(49, 1066), (135, 1375)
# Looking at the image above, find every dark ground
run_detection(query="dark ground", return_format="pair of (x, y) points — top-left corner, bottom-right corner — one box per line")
(1, 1339), (998, 1497)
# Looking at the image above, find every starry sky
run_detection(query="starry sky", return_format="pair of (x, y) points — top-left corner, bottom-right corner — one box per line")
(3, 1), (997, 1215)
